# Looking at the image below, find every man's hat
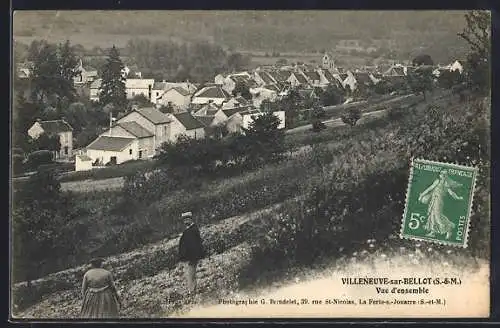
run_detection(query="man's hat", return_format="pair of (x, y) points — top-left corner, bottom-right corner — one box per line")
(181, 212), (193, 219)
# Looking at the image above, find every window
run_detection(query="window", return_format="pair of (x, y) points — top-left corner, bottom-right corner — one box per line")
(164, 126), (167, 135)
(132, 92), (135, 96)
(156, 92), (159, 96)
(129, 149), (132, 155)
(139, 150), (143, 159)
(64, 146), (68, 155)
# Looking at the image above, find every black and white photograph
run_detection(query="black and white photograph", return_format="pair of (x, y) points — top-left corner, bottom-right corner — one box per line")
(10, 10), (491, 319)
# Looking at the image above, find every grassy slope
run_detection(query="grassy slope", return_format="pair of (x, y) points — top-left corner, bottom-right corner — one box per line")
(15, 89), (490, 318)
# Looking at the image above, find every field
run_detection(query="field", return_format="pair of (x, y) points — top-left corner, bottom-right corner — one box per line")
(12, 88), (490, 318)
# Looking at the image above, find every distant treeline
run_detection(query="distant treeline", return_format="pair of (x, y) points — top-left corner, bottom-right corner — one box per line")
(14, 38), (251, 83)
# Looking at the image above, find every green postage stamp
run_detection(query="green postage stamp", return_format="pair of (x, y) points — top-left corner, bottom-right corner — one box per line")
(400, 158), (479, 248)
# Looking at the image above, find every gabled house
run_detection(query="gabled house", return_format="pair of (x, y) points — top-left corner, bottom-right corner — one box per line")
(86, 136), (139, 165)
(27, 119), (74, 159)
(267, 70), (290, 84)
(192, 85), (231, 106)
(383, 65), (406, 77)
(341, 71), (357, 93)
(156, 86), (192, 111)
(193, 107), (228, 129)
(446, 60), (464, 74)
(353, 72), (375, 92)
(302, 71), (322, 87)
(287, 72), (309, 88)
(170, 112), (206, 141)
(94, 121), (155, 161)
(125, 79), (155, 101)
(117, 107), (173, 151)
(253, 71), (277, 86)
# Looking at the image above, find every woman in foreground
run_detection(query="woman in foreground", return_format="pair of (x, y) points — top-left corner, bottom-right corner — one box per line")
(80, 258), (121, 318)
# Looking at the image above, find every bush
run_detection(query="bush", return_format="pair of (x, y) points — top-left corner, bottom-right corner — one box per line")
(253, 93), (490, 275)
(341, 107), (362, 126)
(26, 150), (53, 170)
(311, 120), (326, 132)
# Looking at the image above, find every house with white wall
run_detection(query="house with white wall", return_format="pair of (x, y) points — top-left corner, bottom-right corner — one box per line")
(117, 107), (173, 151)
(99, 121), (155, 159)
(86, 136), (139, 165)
(75, 154), (93, 171)
(156, 87), (192, 110)
(27, 119), (74, 159)
(125, 79), (155, 101)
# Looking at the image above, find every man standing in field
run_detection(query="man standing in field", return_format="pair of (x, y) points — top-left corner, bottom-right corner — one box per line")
(178, 212), (205, 296)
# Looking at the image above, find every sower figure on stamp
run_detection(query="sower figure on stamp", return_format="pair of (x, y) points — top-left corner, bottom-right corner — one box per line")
(178, 211), (205, 296)
(80, 258), (122, 319)
(418, 169), (463, 239)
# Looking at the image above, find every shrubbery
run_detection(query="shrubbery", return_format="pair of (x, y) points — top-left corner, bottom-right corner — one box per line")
(341, 107), (362, 126)
(247, 92), (490, 279)
(26, 150), (54, 170)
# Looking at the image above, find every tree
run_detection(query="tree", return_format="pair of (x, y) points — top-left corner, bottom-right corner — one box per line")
(281, 89), (302, 128)
(341, 107), (362, 127)
(99, 45), (127, 114)
(232, 82), (252, 100)
(412, 54), (434, 67)
(30, 42), (60, 105)
(12, 170), (66, 282)
(408, 67), (434, 101)
(243, 112), (285, 165)
(130, 94), (152, 108)
(56, 40), (79, 105)
(34, 133), (61, 156)
(30, 40), (79, 108)
(320, 84), (344, 106)
(437, 70), (464, 89)
(13, 92), (39, 151)
(458, 10), (491, 94)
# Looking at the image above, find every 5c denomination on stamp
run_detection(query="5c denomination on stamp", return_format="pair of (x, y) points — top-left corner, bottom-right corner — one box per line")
(400, 158), (478, 248)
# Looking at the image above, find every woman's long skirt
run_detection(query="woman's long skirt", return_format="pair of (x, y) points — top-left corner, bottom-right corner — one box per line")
(81, 286), (119, 318)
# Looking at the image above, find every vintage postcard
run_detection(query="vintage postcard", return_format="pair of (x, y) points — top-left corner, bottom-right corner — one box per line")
(10, 10), (491, 320)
